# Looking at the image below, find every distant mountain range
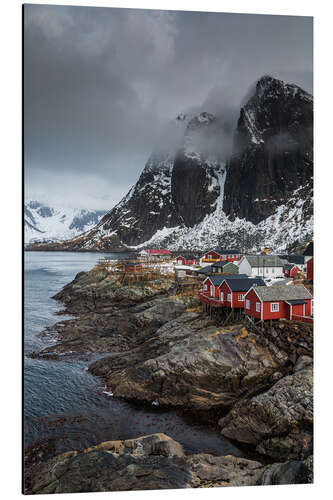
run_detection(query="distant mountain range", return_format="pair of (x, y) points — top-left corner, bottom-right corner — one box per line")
(26, 75), (313, 253)
(24, 200), (106, 244)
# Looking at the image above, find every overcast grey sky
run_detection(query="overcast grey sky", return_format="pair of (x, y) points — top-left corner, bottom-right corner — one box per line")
(24, 4), (313, 210)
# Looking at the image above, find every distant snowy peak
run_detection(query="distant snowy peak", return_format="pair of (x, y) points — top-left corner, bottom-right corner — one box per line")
(24, 200), (106, 244)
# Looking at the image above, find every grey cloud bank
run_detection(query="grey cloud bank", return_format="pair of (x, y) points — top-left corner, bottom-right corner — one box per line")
(24, 4), (313, 210)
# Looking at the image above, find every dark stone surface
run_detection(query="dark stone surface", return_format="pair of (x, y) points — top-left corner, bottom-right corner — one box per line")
(223, 75), (313, 223)
(25, 433), (312, 494)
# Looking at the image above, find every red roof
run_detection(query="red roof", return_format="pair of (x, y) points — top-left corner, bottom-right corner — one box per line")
(144, 249), (171, 255)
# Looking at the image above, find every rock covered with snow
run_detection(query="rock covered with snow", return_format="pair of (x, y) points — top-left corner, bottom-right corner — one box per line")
(24, 201), (106, 244)
(171, 111), (225, 227)
(223, 75), (313, 224)
(30, 76), (313, 253)
(65, 111), (226, 248)
(87, 152), (183, 246)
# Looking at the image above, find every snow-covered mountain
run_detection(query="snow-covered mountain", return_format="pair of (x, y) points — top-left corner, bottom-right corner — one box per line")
(24, 200), (106, 244)
(27, 76), (313, 253)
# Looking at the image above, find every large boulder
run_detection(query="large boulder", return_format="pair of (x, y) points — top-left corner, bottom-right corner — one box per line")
(219, 365), (313, 460)
(25, 434), (312, 494)
(89, 315), (289, 410)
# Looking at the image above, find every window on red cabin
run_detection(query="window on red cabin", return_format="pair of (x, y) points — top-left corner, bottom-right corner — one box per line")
(210, 286), (214, 297)
(245, 299), (250, 309)
(227, 293), (231, 301)
(238, 294), (245, 301)
(270, 303), (279, 312)
(204, 284), (207, 290)
(220, 292), (224, 301)
(256, 302), (261, 312)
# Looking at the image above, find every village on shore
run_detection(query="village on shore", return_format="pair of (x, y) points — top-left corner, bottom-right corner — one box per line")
(25, 242), (314, 492)
(99, 243), (314, 327)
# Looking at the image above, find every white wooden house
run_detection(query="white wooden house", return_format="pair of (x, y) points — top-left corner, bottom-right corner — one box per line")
(238, 255), (284, 278)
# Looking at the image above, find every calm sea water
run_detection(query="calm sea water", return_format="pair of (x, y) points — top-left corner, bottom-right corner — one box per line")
(24, 251), (241, 457)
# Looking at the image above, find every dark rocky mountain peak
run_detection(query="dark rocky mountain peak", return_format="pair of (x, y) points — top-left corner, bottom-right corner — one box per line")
(34, 76), (312, 252)
(80, 111), (226, 246)
(223, 75), (313, 223)
(172, 111), (225, 227)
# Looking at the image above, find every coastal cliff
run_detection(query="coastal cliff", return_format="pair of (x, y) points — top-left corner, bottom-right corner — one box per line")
(26, 264), (313, 491)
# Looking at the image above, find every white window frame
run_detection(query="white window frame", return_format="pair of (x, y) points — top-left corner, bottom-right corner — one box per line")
(204, 284), (207, 291)
(238, 294), (245, 301)
(220, 291), (224, 301)
(270, 302), (279, 312)
(227, 293), (232, 302)
(245, 299), (250, 309)
(256, 302), (261, 312)
(210, 285), (214, 297)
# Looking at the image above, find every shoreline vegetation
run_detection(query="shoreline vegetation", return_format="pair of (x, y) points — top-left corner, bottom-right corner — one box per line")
(25, 260), (313, 493)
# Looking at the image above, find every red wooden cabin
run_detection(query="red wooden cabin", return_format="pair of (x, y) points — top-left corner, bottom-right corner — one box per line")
(219, 278), (266, 308)
(244, 284), (313, 322)
(145, 249), (171, 256)
(283, 264), (300, 278)
(307, 257), (313, 281)
(124, 263), (142, 273)
(176, 255), (198, 266)
(202, 275), (225, 299)
(202, 248), (241, 263)
(200, 275), (264, 308)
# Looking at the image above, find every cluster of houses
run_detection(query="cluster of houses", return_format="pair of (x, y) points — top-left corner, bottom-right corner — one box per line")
(200, 275), (313, 323)
(121, 244), (314, 324)
(196, 246), (313, 323)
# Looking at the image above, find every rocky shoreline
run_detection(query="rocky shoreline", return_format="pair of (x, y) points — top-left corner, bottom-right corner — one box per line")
(25, 265), (313, 492)
(25, 433), (312, 494)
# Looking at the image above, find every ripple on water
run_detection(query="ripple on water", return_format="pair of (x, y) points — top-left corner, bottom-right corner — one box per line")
(24, 251), (242, 457)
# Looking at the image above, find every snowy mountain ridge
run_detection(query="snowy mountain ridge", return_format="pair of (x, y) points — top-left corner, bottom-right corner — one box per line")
(27, 76), (313, 253)
(24, 200), (106, 244)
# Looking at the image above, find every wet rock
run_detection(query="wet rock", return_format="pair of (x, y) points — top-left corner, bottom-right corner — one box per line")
(294, 355), (312, 373)
(219, 366), (313, 460)
(253, 458), (313, 485)
(25, 434), (312, 494)
(89, 315), (289, 411)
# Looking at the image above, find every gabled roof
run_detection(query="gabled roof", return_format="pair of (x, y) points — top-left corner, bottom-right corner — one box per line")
(204, 275), (225, 286)
(271, 278), (293, 286)
(212, 260), (236, 267)
(250, 284), (312, 302)
(197, 265), (214, 275)
(205, 274), (248, 285)
(283, 263), (295, 271)
(242, 255), (284, 267)
(303, 242), (313, 256)
(278, 254), (305, 265)
(222, 278), (266, 292)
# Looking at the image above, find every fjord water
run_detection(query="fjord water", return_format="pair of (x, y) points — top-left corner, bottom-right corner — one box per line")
(24, 251), (241, 457)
